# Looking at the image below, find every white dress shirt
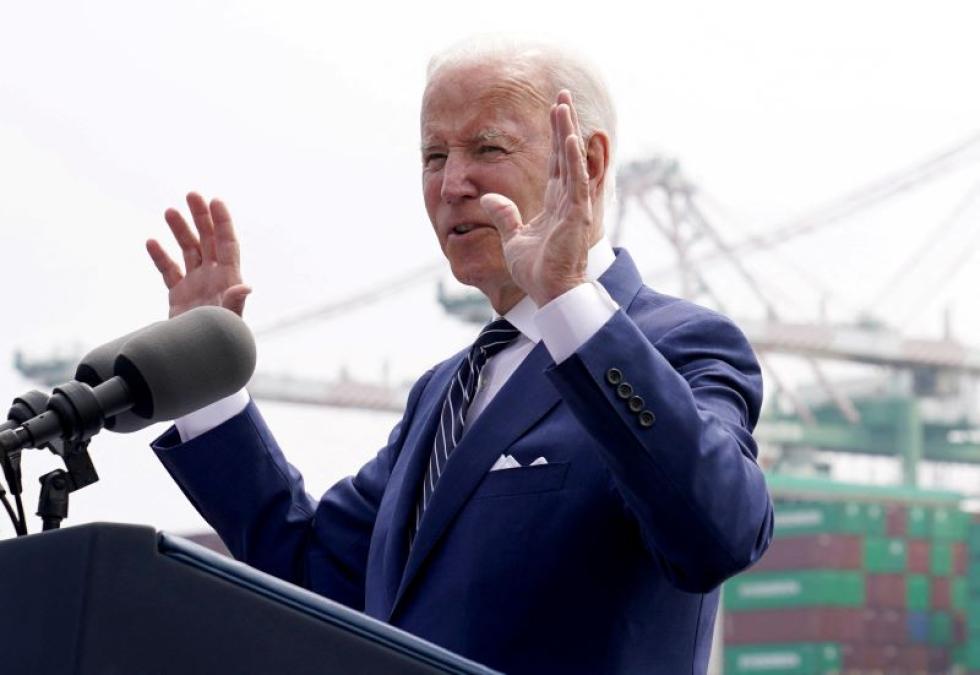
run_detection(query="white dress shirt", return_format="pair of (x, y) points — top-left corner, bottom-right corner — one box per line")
(175, 239), (619, 442)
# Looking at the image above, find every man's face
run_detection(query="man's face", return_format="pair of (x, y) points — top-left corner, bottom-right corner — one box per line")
(421, 61), (552, 299)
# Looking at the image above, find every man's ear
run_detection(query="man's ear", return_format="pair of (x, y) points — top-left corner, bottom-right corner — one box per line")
(585, 131), (611, 204)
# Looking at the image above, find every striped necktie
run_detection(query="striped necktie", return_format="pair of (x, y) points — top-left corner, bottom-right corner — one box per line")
(412, 318), (520, 542)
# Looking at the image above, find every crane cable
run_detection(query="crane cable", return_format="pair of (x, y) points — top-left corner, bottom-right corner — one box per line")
(863, 180), (980, 314)
(643, 131), (980, 277)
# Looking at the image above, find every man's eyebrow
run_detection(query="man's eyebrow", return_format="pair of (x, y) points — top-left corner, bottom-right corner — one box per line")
(420, 129), (519, 153)
(471, 128), (518, 145)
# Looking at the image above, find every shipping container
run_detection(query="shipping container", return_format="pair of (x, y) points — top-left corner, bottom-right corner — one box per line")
(725, 642), (841, 675)
(864, 537), (907, 573)
(866, 573), (906, 608)
(932, 507), (969, 540)
(725, 608), (865, 645)
(725, 571), (865, 612)
(754, 534), (862, 572)
(907, 539), (931, 574)
(932, 540), (954, 576)
(906, 574), (930, 611)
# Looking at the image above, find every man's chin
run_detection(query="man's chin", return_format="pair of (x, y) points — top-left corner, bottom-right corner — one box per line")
(447, 258), (505, 290)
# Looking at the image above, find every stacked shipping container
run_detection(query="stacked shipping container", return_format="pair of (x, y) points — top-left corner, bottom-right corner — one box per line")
(723, 499), (969, 674)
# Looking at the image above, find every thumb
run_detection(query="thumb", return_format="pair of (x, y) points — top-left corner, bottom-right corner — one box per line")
(222, 284), (252, 317)
(480, 193), (523, 243)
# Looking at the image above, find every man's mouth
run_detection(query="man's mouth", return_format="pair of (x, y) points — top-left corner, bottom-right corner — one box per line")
(450, 223), (488, 236)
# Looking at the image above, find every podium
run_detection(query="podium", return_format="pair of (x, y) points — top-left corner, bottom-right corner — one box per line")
(0, 523), (500, 674)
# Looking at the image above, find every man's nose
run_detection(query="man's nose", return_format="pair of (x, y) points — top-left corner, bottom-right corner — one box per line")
(440, 153), (478, 204)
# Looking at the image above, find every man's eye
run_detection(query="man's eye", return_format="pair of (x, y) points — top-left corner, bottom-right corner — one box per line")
(424, 153), (447, 166)
(478, 145), (505, 155)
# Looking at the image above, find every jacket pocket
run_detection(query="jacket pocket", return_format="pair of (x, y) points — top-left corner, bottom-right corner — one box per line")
(472, 462), (570, 499)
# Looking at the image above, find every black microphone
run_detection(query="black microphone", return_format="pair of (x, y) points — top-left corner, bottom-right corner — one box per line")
(0, 391), (51, 495)
(0, 306), (256, 456)
(0, 391), (51, 433)
(75, 326), (158, 433)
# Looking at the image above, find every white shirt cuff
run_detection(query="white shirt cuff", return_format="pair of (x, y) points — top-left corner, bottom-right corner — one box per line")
(174, 388), (251, 442)
(534, 281), (619, 364)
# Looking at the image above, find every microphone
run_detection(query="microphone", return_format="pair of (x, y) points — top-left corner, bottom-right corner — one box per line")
(0, 391), (51, 495)
(0, 306), (256, 456)
(1, 391), (51, 433)
(75, 326), (158, 433)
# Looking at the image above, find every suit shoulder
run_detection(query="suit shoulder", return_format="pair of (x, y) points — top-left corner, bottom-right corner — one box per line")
(628, 284), (751, 346)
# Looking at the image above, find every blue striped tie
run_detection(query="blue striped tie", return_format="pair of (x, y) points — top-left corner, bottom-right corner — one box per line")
(412, 318), (520, 542)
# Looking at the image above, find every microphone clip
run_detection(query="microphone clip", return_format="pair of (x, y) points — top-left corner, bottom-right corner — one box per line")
(36, 438), (99, 532)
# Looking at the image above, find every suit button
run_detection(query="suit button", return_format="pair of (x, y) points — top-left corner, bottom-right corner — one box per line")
(628, 395), (644, 413)
(638, 410), (656, 428)
(616, 382), (633, 399)
(606, 368), (623, 385)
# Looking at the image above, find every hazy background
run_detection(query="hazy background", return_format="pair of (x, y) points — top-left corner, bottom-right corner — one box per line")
(1, 0), (979, 536)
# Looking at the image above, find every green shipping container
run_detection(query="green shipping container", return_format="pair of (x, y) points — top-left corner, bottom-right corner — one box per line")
(864, 537), (907, 573)
(967, 563), (980, 590)
(775, 502), (884, 537)
(908, 505), (931, 538)
(968, 523), (980, 555)
(966, 608), (980, 635)
(966, 641), (980, 669)
(932, 506), (969, 540)
(864, 503), (885, 536)
(932, 541), (954, 576)
(725, 571), (865, 611)
(954, 576), (967, 611)
(929, 611), (953, 645)
(907, 575), (930, 611)
(725, 643), (842, 675)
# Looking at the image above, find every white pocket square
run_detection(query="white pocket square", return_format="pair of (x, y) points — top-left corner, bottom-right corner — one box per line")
(489, 455), (548, 471)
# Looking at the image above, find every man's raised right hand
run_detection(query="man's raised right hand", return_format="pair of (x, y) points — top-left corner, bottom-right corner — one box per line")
(146, 192), (252, 319)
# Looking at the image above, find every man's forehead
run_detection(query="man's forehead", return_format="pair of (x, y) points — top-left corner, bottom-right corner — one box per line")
(421, 63), (551, 140)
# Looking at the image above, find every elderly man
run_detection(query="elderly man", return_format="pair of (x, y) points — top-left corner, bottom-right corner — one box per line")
(147, 39), (772, 675)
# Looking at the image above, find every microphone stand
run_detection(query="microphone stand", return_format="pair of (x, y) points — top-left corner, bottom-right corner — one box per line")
(36, 437), (99, 531)
(0, 384), (105, 535)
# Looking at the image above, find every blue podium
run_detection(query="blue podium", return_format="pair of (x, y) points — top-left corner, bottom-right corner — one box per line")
(0, 523), (500, 674)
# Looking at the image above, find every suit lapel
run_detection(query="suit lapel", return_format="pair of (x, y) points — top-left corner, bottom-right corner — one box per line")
(391, 341), (561, 616)
(369, 353), (463, 618)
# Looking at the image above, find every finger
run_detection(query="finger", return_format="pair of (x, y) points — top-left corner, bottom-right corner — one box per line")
(558, 89), (583, 137)
(210, 198), (241, 268)
(480, 193), (523, 244)
(164, 208), (203, 271)
(564, 134), (590, 205)
(186, 192), (217, 263)
(548, 104), (560, 178)
(556, 103), (571, 181)
(222, 284), (252, 318)
(146, 239), (184, 289)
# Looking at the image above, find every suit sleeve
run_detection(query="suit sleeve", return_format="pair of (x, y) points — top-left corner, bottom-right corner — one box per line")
(545, 305), (772, 593)
(151, 369), (434, 610)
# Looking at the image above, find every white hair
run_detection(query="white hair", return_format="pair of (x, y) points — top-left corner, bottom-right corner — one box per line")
(426, 35), (618, 209)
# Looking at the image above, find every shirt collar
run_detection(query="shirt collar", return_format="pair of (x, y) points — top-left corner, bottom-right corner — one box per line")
(502, 237), (616, 344)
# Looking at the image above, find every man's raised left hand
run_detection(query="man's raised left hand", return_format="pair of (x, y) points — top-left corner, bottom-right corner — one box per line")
(480, 90), (595, 308)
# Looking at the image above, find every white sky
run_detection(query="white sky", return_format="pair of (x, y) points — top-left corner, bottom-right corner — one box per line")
(2, 0), (980, 535)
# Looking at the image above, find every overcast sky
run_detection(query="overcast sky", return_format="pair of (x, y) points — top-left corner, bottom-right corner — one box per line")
(2, 1), (979, 534)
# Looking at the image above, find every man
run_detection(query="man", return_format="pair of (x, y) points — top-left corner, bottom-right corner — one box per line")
(147, 39), (772, 675)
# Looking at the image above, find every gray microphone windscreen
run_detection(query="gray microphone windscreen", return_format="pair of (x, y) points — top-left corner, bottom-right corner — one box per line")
(75, 325), (160, 433)
(114, 306), (257, 422)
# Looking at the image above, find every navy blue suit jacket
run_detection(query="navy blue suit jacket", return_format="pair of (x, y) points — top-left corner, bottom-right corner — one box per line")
(153, 249), (773, 674)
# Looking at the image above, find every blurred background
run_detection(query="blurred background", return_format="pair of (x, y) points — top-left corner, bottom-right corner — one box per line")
(3, 1), (980, 672)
